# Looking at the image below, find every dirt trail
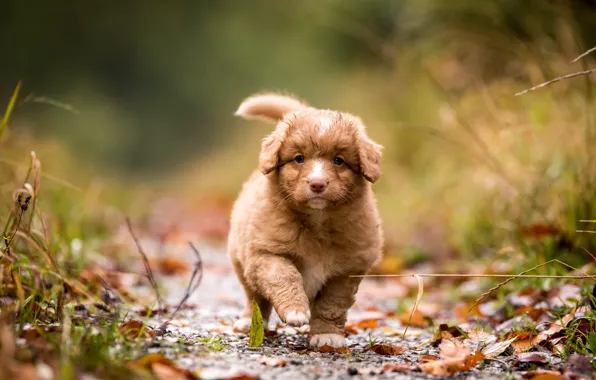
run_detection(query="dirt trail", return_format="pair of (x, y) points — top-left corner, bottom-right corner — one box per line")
(135, 241), (510, 380)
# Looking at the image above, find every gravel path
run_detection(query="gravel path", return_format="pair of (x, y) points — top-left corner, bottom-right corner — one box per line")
(134, 241), (512, 380)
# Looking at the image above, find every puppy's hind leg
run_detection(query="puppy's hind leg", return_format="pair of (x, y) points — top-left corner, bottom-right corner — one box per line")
(234, 293), (272, 334)
(245, 253), (310, 327)
(231, 259), (272, 333)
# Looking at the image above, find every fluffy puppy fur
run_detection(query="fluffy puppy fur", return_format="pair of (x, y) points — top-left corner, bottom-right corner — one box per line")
(228, 92), (383, 348)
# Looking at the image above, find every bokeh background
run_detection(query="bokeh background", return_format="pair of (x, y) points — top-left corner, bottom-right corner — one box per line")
(2, 0), (596, 270)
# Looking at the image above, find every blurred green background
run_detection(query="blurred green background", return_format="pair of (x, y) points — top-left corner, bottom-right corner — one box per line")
(2, 0), (596, 267)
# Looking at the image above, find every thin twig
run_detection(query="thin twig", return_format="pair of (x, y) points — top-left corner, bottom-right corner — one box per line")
(572, 46), (596, 63)
(125, 217), (163, 310)
(577, 230), (596, 234)
(515, 69), (596, 96)
(156, 242), (203, 334)
(351, 274), (595, 279)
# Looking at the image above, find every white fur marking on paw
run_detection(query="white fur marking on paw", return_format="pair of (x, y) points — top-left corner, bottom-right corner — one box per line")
(233, 317), (252, 333)
(318, 117), (332, 136)
(308, 160), (325, 181)
(285, 310), (310, 326)
(309, 333), (346, 348)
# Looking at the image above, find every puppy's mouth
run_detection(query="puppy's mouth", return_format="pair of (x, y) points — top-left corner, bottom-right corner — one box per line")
(307, 194), (328, 209)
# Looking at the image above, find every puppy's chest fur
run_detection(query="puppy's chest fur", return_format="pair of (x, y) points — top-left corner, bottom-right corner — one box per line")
(293, 215), (348, 300)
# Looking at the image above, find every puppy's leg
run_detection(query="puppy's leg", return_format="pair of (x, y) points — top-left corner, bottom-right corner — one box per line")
(245, 253), (310, 327)
(309, 275), (363, 348)
(231, 258), (272, 333)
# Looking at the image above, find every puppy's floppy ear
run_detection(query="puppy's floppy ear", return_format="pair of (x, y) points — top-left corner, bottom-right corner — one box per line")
(259, 123), (290, 175)
(235, 93), (308, 123)
(357, 133), (383, 183)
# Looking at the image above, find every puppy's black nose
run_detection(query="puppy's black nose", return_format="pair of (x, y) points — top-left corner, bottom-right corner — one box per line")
(309, 179), (327, 193)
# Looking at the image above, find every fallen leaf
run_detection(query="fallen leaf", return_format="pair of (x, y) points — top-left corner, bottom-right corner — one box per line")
(507, 331), (535, 353)
(530, 374), (568, 380)
(344, 325), (358, 335)
(419, 347), (485, 376)
(318, 344), (336, 353)
(431, 324), (464, 345)
(455, 302), (482, 321)
(371, 343), (406, 355)
(249, 300), (264, 348)
(131, 353), (197, 379)
(259, 357), (288, 367)
(152, 363), (190, 380)
(382, 363), (416, 372)
(398, 309), (427, 328)
(119, 320), (155, 339)
(517, 352), (549, 364)
(463, 329), (496, 350)
(420, 354), (439, 362)
(225, 374), (260, 380)
(481, 337), (517, 359)
(150, 256), (189, 276)
(521, 370), (563, 379)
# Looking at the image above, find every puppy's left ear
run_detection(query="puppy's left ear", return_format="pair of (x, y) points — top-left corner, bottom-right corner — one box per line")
(358, 134), (383, 183)
(259, 124), (290, 175)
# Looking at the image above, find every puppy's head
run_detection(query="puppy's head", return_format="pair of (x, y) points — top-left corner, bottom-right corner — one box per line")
(236, 93), (382, 210)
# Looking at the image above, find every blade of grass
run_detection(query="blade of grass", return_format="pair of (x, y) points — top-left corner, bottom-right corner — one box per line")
(0, 81), (22, 140)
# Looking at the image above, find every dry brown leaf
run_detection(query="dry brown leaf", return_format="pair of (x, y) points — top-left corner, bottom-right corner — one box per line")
(259, 357), (288, 367)
(344, 325), (358, 335)
(371, 343), (406, 356)
(520, 370), (562, 379)
(455, 303), (482, 321)
(530, 375), (568, 380)
(225, 374), (260, 380)
(464, 329), (496, 350)
(150, 256), (189, 276)
(398, 309), (426, 328)
(419, 349), (485, 376)
(131, 353), (197, 379)
(318, 344), (336, 353)
(152, 363), (189, 380)
(119, 320), (155, 339)
(517, 352), (549, 364)
(438, 333), (466, 353)
(507, 331), (535, 353)
(382, 363), (416, 372)
(420, 354), (439, 362)
(481, 337), (517, 359)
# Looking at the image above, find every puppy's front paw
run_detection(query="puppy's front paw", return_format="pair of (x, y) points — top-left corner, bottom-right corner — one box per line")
(309, 333), (346, 349)
(283, 310), (311, 327)
(233, 317), (252, 334)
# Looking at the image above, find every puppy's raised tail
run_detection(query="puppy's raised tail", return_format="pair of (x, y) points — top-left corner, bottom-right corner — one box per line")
(235, 93), (308, 123)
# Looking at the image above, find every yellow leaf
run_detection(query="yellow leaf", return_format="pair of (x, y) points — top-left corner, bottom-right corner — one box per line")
(249, 299), (264, 347)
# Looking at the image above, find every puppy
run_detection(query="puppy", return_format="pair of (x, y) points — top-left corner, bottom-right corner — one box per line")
(228, 93), (383, 348)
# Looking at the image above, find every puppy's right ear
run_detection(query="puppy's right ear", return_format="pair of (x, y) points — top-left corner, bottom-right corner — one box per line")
(235, 93), (308, 123)
(258, 124), (289, 175)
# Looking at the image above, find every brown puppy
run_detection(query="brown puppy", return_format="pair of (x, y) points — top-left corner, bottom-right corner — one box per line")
(228, 93), (383, 348)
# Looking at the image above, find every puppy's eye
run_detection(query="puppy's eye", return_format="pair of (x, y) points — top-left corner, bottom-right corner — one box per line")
(294, 155), (305, 164)
(333, 157), (344, 166)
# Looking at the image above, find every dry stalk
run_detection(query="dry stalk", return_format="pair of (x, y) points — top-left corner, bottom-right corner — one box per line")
(515, 69), (596, 96)
(156, 242), (203, 334)
(125, 217), (163, 310)
(572, 46), (596, 63)
(401, 274), (423, 339)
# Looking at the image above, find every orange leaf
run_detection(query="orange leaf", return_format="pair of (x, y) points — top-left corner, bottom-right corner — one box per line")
(507, 332), (535, 353)
(371, 344), (406, 355)
(318, 344), (336, 353)
(398, 309), (427, 328)
(383, 363), (416, 372)
(259, 357), (288, 367)
(119, 320), (155, 339)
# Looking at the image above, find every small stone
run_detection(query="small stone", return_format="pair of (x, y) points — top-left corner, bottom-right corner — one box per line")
(347, 367), (358, 376)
